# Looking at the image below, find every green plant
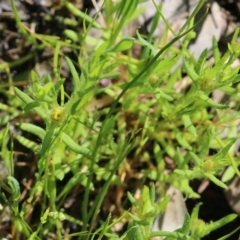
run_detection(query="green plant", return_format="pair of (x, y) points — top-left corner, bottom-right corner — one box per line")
(1, 0), (240, 239)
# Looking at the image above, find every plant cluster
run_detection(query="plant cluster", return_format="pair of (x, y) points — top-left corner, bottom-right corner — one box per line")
(0, 0), (240, 239)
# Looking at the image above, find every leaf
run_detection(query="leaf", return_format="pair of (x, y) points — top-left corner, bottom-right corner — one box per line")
(0, 123), (9, 146)
(176, 131), (192, 150)
(140, 3), (162, 59)
(14, 87), (49, 122)
(7, 176), (21, 200)
(105, 37), (135, 53)
(15, 135), (40, 152)
(65, 57), (81, 92)
(142, 186), (154, 215)
(212, 139), (236, 161)
(149, 184), (155, 204)
(136, 30), (157, 56)
(198, 130), (210, 159)
(127, 192), (141, 210)
(198, 93), (229, 109)
(190, 203), (202, 229)
(180, 214), (191, 235)
(155, 89), (174, 101)
(175, 179), (200, 198)
(154, 55), (178, 73)
(218, 226), (240, 240)
(64, 1), (102, 29)
(157, 195), (171, 213)
(190, 152), (202, 167)
(101, 116), (115, 137)
(118, 0), (138, 20)
(23, 101), (40, 112)
(208, 214), (237, 232)
(64, 29), (81, 42)
(184, 58), (199, 82)
(31, 70), (39, 82)
(54, 78), (65, 93)
(208, 51), (230, 79)
(204, 173), (228, 189)
(182, 115), (197, 137)
(41, 129), (55, 156)
(195, 48), (208, 75)
(127, 223), (147, 240)
(221, 166), (235, 183)
(62, 132), (92, 157)
(18, 123), (46, 141)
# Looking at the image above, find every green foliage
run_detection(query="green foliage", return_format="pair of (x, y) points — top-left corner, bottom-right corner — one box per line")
(1, 0), (240, 239)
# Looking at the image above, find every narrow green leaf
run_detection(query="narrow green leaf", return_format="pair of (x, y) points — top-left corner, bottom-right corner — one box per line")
(65, 57), (81, 92)
(136, 30), (157, 56)
(218, 225), (240, 240)
(230, 27), (240, 46)
(204, 173), (228, 189)
(208, 51), (230, 78)
(189, 152), (201, 166)
(62, 132), (92, 157)
(174, 169), (193, 177)
(101, 116), (115, 137)
(0, 123), (9, 146)
(7, 176), (21, 200)
(155, 89), (174, 101)
(181, 214), (191, 235)
(208, 214), (237, 232)
(215, 136), (240, 178)
(179, 0), (206, 33)
(182, 115), (197, 137)
(176, 131), (192, 150)
(14, 87), (34, 104)
(142, 186), (154, 215)
(15, 135), (40, 152)
(184, 59), (199, 82)
(190, 203), (202, 222)
(127, 223), (146, 240)
(118, 0), (138, 19)
(195, 48), (208, 75)
(14, 87), (48, 121)
(23, 101), (41, 112)
(54, 78), (65, 93)
(31, 70), (39, 82)
(64, 29), (81, 42)
(212, 139), (236, 161)
(18, 123), (46, 141)
(154, 55), (178, 72)
(41, 129), (55, 156)
(10, 0), (38, 47)
(140, 3), (162, 59)
(149, 184), (155, 204)
(198, 93), (229, 109)
(221, 166), (235, 183)
(198, 131), (210, 159)
(105, 37), (135, 53)
(157, 195), (171, 213)
(127, 192), (141, 210)
(63, 1), (102, 29)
